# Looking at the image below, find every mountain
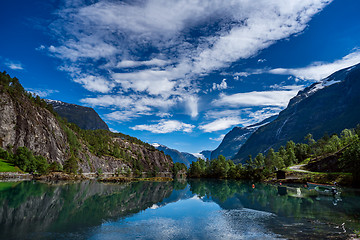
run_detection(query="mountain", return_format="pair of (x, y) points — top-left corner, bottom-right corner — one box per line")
(45, 99), (109, 131)
(234, 63), (360, 162)
(211, 115), (277, 160)
(199, 150), (212, 160)
(153, 143), (198, 167)
(0, 71), (173, 175)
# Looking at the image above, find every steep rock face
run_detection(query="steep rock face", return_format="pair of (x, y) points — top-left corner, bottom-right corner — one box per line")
(153, 144), (197, 167)
(0, 91), (69, 164)
(211, 115), (277, 160)
(234, 63), (360, 163)
(46, 99), (109, 130)
(0, 73), (173, 174)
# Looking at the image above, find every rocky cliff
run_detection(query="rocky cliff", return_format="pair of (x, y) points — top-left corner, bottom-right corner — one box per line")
(0, 87), (69, 163)
(0, 71), (173, 175)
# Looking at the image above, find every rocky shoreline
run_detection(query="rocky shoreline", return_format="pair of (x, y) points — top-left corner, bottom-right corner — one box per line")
(0, 172), (32, 181)
(0, 171), (175, 182)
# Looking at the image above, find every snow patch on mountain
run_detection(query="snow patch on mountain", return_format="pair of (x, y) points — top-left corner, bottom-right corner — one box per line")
(308, 79), (341, 94)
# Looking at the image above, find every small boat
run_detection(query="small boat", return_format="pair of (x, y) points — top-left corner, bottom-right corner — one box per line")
(307, 182), (340, 196)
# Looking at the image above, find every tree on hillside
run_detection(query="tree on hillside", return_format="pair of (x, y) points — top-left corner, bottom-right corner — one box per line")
(340, 136), (360, 185)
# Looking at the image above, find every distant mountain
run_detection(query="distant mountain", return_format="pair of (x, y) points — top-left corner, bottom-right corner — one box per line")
(152, 143), (198, 167)
(211, 115), (277, 160)
(200, 150), (212, 160)
(46, 100), (109, 131)
(234, 63), (360, 162)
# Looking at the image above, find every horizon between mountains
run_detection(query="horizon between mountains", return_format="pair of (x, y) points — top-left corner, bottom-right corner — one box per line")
(1, 0), (360, 153)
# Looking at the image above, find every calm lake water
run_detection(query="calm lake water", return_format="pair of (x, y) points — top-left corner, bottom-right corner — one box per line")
(0, 180), (359, 240)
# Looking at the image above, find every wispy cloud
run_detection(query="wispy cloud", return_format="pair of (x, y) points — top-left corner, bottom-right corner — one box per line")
(202, 107), (281, 132)
(131, 120), (195, 134)
(44, 0), (332, 119)
(82, 94), (177, 122)
(26, 88), (59, 98)
(268, 50), (360, 80)
(236, 50), (360, 81)
(3, 59), (24, 70)
(115, 59), (169, 68)
(75, 75), (115, 93)
(212, 89), (300, 108)
(192, 153), (206, 159)
(199, 117), (242, 132)
(210, 134), (226, 141)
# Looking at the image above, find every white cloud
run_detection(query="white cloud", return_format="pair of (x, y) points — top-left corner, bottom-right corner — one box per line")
(48, 40), (117, 62)
(204, 107), (281, 128)
(238, 50), (360, 81)
(26, 88), (59, 98)
(199, 117), (242, 132)
(82, 94), (177, 122)
(185, 95), (199, 118)
(213, 89), (300, 108)
(115, 59), (169, 68)
(105, 111), (144, 122)
(4, 59), (24, 70)
(44, 0), (332, 118)
(192, 153), (206, 159)
(82, 94), (176, 109)
(112, 70), (176, 96)
(75, 75), (115, 93)
(205, 109), (244, 120)
(109, 128), (119, 133)
(269, 84), (304, 91)
(131, 120), (195, 134)
(190, 0), (332, 75)
(268, 50), (360, 80)
(210, 134), (226, 141)
(212, 78), (228, 91)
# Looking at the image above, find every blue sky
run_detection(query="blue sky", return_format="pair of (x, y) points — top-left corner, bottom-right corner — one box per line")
(1, 0), (360, 154)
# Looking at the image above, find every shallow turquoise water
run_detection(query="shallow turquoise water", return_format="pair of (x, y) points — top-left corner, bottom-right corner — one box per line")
(0, 180), (359, 239)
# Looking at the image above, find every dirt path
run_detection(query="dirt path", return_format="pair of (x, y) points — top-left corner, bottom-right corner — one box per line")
(289, 164), (310, 173)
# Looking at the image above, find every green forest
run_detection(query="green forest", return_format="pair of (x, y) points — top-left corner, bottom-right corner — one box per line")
(188, 126), (360, 185)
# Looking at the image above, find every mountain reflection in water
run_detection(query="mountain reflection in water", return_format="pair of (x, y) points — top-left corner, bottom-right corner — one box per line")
(0, 180), (359, 240)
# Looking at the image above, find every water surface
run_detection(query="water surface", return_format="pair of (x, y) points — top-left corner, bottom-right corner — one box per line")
(0, 180), (359, 239)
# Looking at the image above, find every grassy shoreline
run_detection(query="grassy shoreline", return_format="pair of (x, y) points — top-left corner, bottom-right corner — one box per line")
(0, 159), (22, 173)
(0, 171), (174, 182)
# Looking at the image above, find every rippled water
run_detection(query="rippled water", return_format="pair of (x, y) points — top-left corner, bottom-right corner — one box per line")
(0, 180), (359, 239)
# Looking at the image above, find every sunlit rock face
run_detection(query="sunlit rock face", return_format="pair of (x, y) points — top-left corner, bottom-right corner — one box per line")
(0, 91), (69, 164)
(0, 78), (173, 174)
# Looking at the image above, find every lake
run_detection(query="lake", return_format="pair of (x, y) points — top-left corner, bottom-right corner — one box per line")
(0, 180), (359, 240)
